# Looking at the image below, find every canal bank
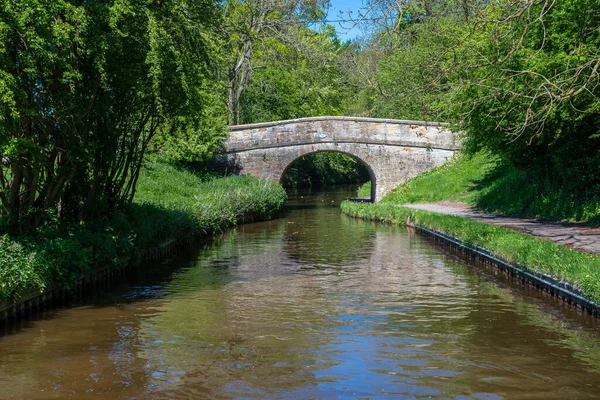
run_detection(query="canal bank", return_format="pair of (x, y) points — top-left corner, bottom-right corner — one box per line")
(404, 202), (600, 254)
(0, 159), (287, 325)
(0, 211), (282, 327)
(341, 201), (600, 316)
(2, 186), (600, 399)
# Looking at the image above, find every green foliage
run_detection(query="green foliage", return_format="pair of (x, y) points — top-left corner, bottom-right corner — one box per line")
(339, 0), (475, 120)
(449, 1), (600, 184)
(472, 164), (600, 224)
(221, 0), (331, 125)
(357, 181), (372, 198)
(239, 25), (347, 124)
(0, 0), (226, 234)
(0, 222), (130, 301)
(342, 15), (462, 120)
(0, 235), (46, 301)
(0, 159), (286, 302)
(341, 202), (600, 303)
(281, 152), (370, 188)
(136, 158), (288, 229)
(341, 201), (411, 225)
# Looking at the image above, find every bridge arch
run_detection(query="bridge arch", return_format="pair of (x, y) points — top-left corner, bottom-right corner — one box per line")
(208, 117), (460, 202)
(279, 149), (377, 201)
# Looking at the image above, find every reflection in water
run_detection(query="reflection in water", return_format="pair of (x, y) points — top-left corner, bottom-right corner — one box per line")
(1, 186), (600, 399)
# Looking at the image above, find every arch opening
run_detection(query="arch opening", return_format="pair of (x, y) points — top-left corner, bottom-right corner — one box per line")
(279, 150), (376, 202)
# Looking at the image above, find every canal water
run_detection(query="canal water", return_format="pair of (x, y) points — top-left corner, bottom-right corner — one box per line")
(1, 187), (600, 399)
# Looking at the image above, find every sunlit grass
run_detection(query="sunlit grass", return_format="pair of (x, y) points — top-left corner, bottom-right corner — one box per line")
(380, 151), (499, 205)
(357, 181), (371, 198)
(135, 158), (287, 231)
(359, 150), (600, 224)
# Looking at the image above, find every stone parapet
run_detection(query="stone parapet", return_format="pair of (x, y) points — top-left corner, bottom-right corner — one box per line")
(211, 117), (461, 202)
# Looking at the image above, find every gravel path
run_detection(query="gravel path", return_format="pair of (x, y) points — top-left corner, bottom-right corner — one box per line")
(403, 202), (600, 254)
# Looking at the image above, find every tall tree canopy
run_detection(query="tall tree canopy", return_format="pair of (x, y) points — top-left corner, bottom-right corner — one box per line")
(448, 0), (600, 169)
(343, 0), (600, 192)
(240, 24), (348, 123)
(221, 0), (330, 125)
(0, 0), (225, 234)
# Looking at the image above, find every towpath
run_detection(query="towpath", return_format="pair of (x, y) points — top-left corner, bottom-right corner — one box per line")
(402, 202), (600, 254)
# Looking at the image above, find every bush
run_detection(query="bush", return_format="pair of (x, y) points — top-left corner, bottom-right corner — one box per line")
(0, 236), (47, 301)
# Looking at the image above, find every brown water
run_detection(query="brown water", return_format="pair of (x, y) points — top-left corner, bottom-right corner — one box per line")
(1, 187), (600, 399)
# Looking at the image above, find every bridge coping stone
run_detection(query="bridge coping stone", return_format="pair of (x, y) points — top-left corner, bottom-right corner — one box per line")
(230, 116), (447, 131)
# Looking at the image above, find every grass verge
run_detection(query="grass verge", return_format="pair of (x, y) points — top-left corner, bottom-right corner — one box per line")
(356, 151), (600, 224)
(0, 158), (287, 303)
(341, 201), (600, 303)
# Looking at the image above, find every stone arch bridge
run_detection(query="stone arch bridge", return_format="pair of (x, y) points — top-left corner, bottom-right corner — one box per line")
(210, 116), (460, 202)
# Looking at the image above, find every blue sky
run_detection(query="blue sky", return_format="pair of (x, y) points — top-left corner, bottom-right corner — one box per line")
(325, 0), (365, 41)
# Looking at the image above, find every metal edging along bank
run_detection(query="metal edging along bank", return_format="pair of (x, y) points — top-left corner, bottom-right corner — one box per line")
(415, 224), (600, 318)
(0, 211), (274, 328)
(0, 238), (181, 327)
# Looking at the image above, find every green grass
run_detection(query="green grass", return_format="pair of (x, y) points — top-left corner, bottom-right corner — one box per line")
(136, 158), (287, 234)
(357, 181), (372, 198)
(341, 201), (600, 303)
(0, 158), (287, 303)
(380, 151), (499, 205)
(370, 150), (600, 224)
(356, 151), (498, 202)
(469, 163), (600, 224)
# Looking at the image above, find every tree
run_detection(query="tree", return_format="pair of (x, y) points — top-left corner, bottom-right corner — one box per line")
(221, 0), (329, 125)
(447, 1), (600, 160)
(348, 0), (600, 192)
(0, 0), (224, 234)
(338, 0), (476, 120)
(240, 24), (347, 123)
